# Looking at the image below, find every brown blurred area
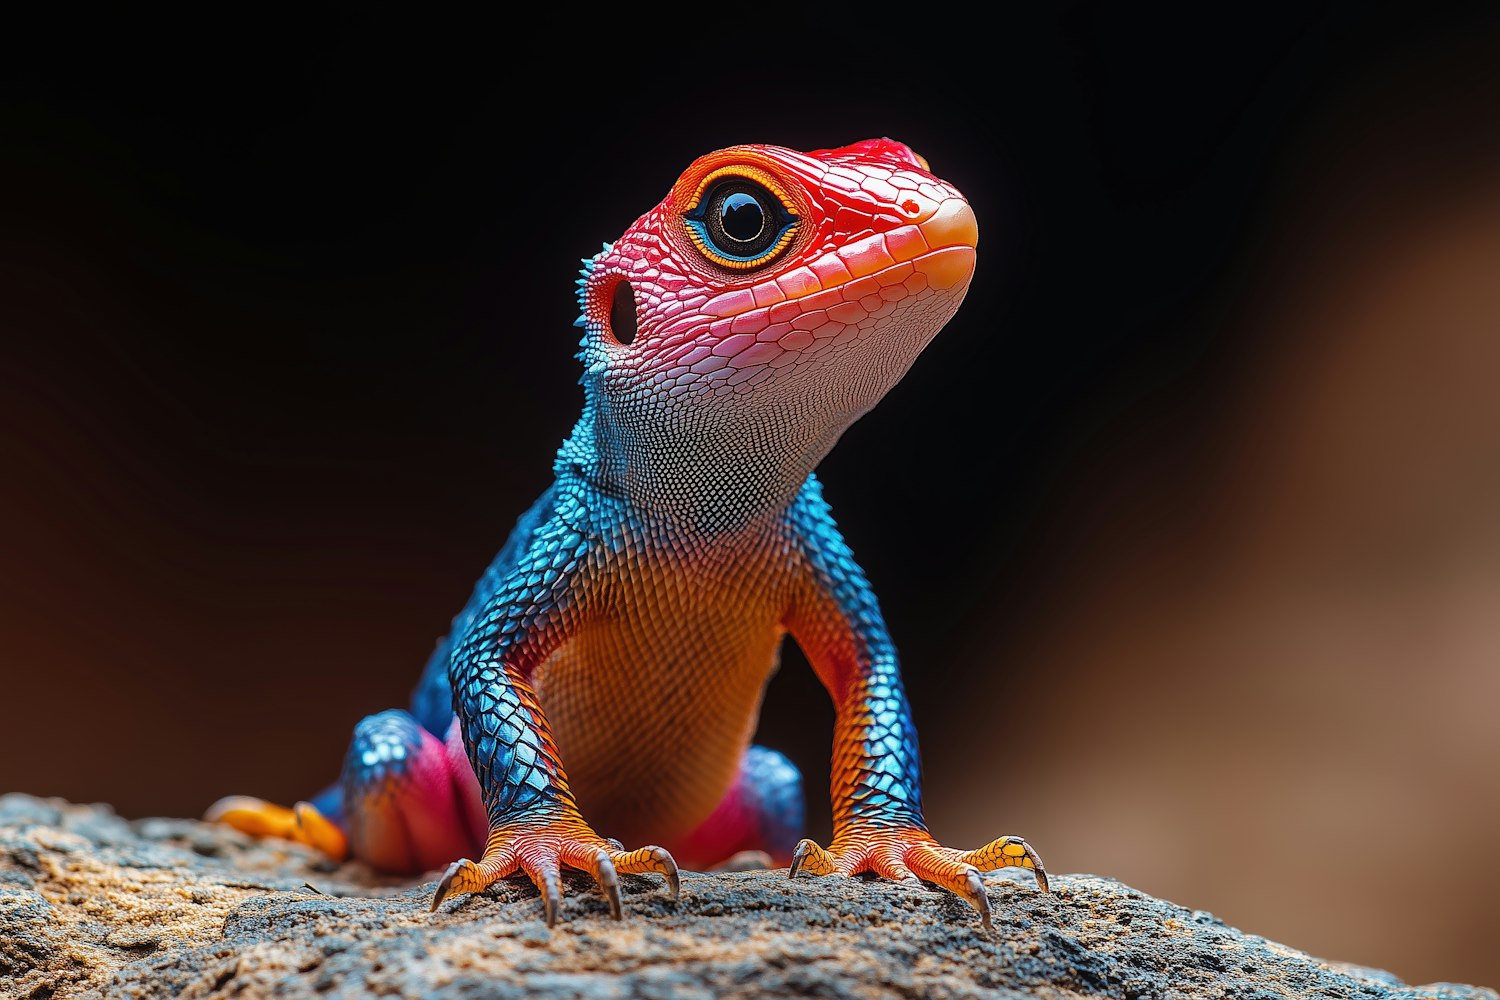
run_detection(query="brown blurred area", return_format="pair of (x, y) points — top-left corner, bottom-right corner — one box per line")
(930, 37), (1500, 987)
(3, 5), (1500, 990)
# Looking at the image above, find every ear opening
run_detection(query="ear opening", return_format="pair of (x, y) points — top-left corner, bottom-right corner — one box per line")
(608, 278), (637, 346)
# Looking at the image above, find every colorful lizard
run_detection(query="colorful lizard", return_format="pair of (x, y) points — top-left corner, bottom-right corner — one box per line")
(209, 138), (1048, 929)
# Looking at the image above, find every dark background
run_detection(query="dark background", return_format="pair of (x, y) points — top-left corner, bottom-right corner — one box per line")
(5, 4), (1500, 987)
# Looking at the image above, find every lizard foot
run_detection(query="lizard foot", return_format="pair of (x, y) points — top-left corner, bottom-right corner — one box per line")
(789, 827), (1048, 932)
(429, 814), (680, 926)
(205, 795), (349, 861)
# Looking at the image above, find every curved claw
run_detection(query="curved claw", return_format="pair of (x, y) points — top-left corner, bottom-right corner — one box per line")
(608, 844), (681, 902)
(1020, 841), (1049, 894)
(958, 868), (994, 934)
(431, 857), (482, 912)
(536, 864), (562, 927)
(430, 831), (680, 924)
(789, 837), (837, 878)
(663, 856), (681, 902)
(786, 828), (1048, 932)
(593, 849), (622, 920)
(956, 835), (1051, 894)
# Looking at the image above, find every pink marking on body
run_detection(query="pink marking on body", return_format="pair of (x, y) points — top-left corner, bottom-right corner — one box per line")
(445, 717), (487, 849)
(352, 721), (484, 874)
(667, 775), (761, 869)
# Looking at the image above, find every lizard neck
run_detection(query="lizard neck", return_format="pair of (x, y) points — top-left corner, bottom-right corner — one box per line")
(556, 390), (850, 534)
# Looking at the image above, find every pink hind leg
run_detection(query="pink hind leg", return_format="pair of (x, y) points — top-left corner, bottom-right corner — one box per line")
(669, 746), (804, 869)
(337, 710), (486, 873)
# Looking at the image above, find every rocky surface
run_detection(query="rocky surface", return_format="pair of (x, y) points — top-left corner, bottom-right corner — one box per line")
(0, 795), (1491, 999)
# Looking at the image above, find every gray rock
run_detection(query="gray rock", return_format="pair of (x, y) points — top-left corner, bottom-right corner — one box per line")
(0, 888), (59, 981)
(0, 794), (61, 829)
(0, 795), (1492, 1000)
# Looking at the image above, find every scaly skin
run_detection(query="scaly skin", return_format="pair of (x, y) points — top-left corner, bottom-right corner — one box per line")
(211, 138), (1048, 929)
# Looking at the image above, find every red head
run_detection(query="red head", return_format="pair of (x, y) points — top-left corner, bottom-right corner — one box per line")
(571, 139), (977, 516)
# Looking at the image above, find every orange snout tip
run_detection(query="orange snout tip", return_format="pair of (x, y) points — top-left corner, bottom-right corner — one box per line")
(915, 247), (976, 291)
(913, 198), (977, 291)
(918, 198), (978, 252)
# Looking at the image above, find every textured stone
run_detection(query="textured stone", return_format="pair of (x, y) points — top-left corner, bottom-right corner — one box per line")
(0, 794), (1491, 999)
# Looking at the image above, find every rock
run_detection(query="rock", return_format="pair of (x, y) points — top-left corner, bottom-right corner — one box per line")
(0, 795), (1491, 1000)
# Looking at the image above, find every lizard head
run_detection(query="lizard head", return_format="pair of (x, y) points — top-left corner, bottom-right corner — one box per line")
(572, 139), (977, 513)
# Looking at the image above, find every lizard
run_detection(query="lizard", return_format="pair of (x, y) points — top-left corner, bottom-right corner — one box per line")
(208, 137), (1049, 930)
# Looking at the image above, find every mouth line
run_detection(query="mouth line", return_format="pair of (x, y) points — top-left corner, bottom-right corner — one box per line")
(635, 243), (977, 364)
(838, 245), (976, 298)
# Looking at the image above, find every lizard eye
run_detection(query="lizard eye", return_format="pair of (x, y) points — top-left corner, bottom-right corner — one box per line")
(682, 171), (798, 270)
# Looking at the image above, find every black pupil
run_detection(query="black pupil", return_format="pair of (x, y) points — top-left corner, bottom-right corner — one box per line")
(718, 192), (765, 243)
(697, 178), (789, 264)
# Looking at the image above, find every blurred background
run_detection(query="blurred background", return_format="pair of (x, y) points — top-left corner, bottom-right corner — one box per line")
(4, 3), (1498, 988)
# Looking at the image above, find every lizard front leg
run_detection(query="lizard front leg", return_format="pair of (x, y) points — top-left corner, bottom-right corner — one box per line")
(428, 498), (679, 924)
(784, 481), (1047, 930)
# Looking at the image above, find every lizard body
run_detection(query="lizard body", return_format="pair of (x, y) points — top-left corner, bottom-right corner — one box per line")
(212, 138), (1047, 928)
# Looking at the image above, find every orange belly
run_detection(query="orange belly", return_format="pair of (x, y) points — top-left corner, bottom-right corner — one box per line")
(532, 536), (795, 846)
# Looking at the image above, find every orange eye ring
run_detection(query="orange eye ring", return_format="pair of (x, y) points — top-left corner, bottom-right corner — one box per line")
(681, 165), (800, 271)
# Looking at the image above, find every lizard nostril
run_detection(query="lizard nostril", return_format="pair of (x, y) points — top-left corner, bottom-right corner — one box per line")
(610, 279), (638, 346)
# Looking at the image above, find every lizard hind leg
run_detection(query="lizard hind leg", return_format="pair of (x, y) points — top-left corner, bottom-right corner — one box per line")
(336, 709), (486, 874)
(206, 709), (485, 874)
(670, 745), (805, 870)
